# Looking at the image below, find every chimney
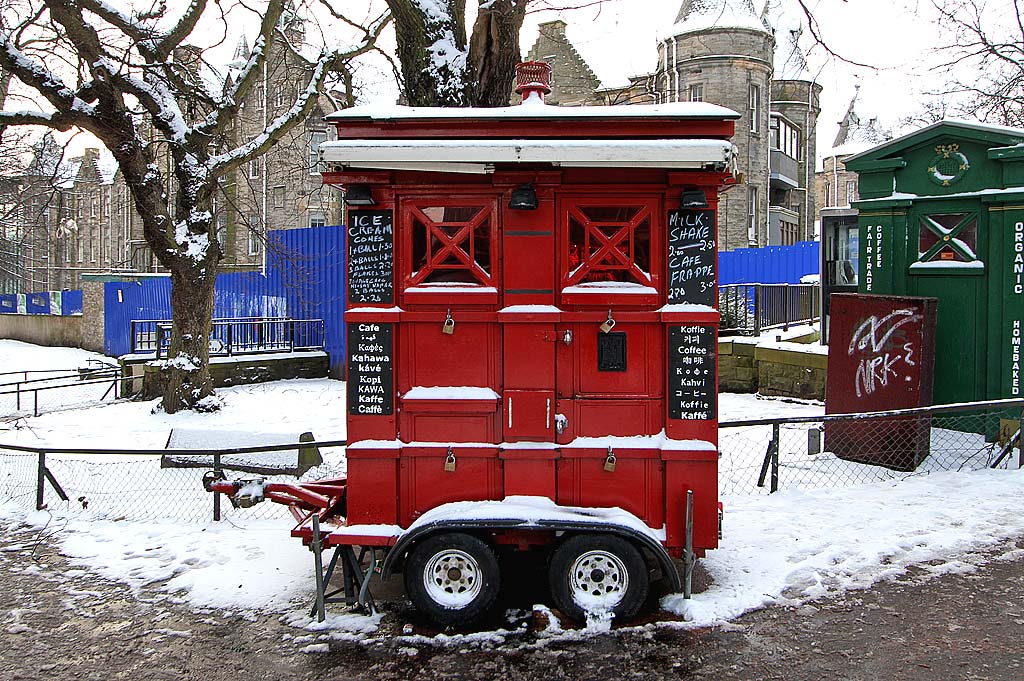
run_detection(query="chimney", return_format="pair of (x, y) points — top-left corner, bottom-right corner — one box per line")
(515, 61), (552, 104)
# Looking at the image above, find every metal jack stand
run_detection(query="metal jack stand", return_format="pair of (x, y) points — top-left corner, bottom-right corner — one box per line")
(310, 515), (376, 621)
(683, 490), (695, 599)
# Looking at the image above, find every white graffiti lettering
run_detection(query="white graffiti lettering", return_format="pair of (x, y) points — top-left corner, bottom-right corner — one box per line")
(849, 308), (922, 397)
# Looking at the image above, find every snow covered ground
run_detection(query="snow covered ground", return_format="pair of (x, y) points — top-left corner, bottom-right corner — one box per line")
(1, 340), (1023, 646)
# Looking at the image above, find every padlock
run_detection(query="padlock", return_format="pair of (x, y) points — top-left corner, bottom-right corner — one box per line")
(444, 447), (457, 472)
(442, 310), (455, 335)
(599, 310), (616, 334)
(603, 447), (616, 473)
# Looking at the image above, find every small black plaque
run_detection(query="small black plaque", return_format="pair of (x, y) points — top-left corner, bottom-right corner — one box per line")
(347, 209), (394, 305)
(347, 322), (394, 415)
(667, 325), (716, 420)
(597, 332), (627, 372)
(667, 209), (716, 307)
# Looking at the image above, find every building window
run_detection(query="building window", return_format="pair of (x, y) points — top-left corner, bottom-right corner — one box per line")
(272, 185), (286, 208)
(845, 180), (857, 206)
(91, 200), (97, 218)
(77, 239), (84, 263)
(248, 157), (261, 179)
(308, 130), (328, 174)
(252, 86), (264, 109)
(406, 202), (496, 287)
(918, 213), (978, 263)
(564, 202), (654, 287)
(770, 115), (800, 159)
(747, 186), (758, 244)
(824, 181), (832, 208)
(275, 83), (287, 108)
(216, 214), (227, 249)
(749, 83), (761, 134)
(247, 214), (261, 256)
(688, 83), (703, 102)
(308, 213), (326, 229)
(90, 237), (96, 263)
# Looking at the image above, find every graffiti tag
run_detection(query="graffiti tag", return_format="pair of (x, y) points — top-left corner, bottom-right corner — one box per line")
(848, 309), (922, 398)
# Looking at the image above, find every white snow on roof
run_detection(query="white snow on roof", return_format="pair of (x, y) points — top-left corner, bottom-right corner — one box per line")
(321, 138), (736, 171)
(660, 0), (770, 41)
(326, 99), (739, 122)
(845, 118), (1024, 163)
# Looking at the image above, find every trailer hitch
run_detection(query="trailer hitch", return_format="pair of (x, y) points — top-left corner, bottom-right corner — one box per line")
(203, 471), (268, 508)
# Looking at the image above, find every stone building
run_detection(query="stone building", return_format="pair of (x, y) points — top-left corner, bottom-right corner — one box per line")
(524, 0), (822, 251)
(2, 9), (342, 294)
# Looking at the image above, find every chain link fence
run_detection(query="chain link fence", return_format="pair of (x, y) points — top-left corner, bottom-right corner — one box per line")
(1, 400), (1021, 523)
(720, 399), (1024, 495)
(0, 445), (346, 523)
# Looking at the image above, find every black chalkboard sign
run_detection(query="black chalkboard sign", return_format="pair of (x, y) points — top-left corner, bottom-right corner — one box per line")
(667, 325), (716, 420)
(347, 210), (394, 305)
(666, 209), (716, 307)
(347, 322), (394, 415)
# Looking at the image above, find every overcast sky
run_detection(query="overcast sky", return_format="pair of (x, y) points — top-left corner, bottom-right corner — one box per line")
(508, 0), (954, 156)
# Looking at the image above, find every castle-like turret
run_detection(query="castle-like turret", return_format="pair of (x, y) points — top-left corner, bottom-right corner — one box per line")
(655, 0), (775, 249)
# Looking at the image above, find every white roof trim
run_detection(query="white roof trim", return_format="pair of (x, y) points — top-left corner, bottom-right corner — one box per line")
(321, 138), (736, 173)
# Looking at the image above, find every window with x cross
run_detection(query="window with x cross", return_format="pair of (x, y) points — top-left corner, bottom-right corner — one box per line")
(918, 212), (978, 263)
(563, 200), (654, 287)
(405, 201), (496, 286)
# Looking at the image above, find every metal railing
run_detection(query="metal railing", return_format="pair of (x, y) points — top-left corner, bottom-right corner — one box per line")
(719, 283), (821, 336)
(130, 317), (326, 358)
(0, 369), (122, 418)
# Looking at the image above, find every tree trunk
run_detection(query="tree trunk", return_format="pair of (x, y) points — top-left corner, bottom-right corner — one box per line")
(469, 0), (527, 107)
(387, 0), (472, 106)
(164, 266), (217, 413)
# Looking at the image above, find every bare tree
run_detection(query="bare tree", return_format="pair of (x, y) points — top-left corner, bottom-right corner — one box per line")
(0, 0), (387, 412)
(929, 0), (1024, 127)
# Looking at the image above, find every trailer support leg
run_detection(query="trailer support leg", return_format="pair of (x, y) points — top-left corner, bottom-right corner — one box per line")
(683, 489), (695, 599)
(312, 514), (326, 622)
(308, 543), (377, 619)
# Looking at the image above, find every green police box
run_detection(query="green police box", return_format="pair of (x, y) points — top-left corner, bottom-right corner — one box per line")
(845, 121), (1024, 405)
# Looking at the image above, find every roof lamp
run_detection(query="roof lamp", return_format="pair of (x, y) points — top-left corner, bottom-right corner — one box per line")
(344, 184), (375, 206)
(508, 184), (538, 210)
(680, 188), (708, 209)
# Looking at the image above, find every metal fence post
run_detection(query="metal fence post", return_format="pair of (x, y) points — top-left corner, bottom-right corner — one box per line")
(213, 452), (222, 521)
(226, 324), (233, 357)
(783, 285), (791, 332)
(35, 451), (49, 510)
(1019, 408), (1024, 469)
(770, 423), (780, 493)
(753, 286), (762, 336)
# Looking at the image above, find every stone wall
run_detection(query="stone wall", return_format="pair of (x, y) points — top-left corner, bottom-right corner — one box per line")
(0, 314), (83, 349)
(718, 332), (828, 400)
(79, 281), (105, 353)
(718, 338), (758, 392)
(754, 345), (827, 400)
(131, 351), (330, 399)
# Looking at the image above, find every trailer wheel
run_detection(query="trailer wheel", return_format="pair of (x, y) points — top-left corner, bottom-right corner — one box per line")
(404, 532), (500, 627)
(548, 533), (648, 623)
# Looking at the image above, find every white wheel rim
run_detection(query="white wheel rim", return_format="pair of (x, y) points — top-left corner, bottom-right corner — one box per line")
(422, 548), (483, 609)
(568, 549), (629, 610)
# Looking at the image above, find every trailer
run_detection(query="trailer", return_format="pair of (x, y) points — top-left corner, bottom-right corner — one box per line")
(208, 62), (738, 626)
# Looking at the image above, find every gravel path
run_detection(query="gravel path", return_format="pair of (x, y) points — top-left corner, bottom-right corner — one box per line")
(2, 522), (1021, 681)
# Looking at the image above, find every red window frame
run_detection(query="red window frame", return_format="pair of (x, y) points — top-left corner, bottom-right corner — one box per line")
(557, 195), (661, 303)
(400, 197), (500, 291)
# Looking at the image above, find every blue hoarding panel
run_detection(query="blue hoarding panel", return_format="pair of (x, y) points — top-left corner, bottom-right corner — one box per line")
(268, 224), (346, 377)
(60, 290), (83, 315)
(0, 294), (16, 314)
(718, 240), (819, 285)
(25, 291), (50, 314)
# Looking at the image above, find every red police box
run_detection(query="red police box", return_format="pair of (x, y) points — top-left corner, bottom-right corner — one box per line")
(825, 294), (938, 471)
(328, 71), (738, 559)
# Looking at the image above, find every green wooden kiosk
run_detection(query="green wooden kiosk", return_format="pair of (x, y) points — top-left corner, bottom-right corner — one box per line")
(844, 120), (1024, 405)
